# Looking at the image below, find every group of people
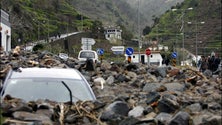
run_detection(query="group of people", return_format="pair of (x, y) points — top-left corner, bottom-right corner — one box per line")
(198, 52), (221, 73)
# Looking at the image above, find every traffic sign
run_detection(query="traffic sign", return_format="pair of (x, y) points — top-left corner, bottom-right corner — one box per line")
(171, 52), (177, 58)
(125, 47), (134, 56)
(81, 38), (95, 45)
(111, 46), (125, 55)
(97, 48), (104, 55)
(81, 45), (92, 50)
(145, 48), (151, 55)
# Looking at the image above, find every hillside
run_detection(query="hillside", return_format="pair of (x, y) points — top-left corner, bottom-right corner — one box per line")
(147, 0), (221, 59)
(1, 0), (185, 50)
(125, 0), (184, 26)
(1, 0), (95, 47)
(69, 0), (184, 36)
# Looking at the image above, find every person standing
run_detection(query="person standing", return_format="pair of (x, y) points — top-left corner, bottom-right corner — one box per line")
(208, 52), (220, 72)
(199, 56), (208, 72)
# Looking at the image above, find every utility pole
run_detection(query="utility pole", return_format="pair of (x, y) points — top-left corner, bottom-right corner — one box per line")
(138, 0), (141, 63)
(47, 19), (49, 42)
(187, 21), (205, 68)
(172, 7), (193, 65)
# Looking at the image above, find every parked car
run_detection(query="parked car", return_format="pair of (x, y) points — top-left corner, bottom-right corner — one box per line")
(0, 67), (96, 103)
(59, 53), (69, 61)
(78, 50), (99, 64)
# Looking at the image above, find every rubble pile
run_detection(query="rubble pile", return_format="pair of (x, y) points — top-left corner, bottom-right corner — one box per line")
(0, 46), (221, 125)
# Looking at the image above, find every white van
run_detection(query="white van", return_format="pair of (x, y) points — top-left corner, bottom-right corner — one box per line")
(77, 50), (99, 64)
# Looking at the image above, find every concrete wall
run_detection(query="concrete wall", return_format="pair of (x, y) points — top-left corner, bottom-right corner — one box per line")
(125, 52), (163, 66)
(0, 9), (11, 52)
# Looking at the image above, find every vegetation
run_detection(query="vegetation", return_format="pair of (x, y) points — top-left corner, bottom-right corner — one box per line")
(1, 0), (95, 48)
(146, 0), (221, 58)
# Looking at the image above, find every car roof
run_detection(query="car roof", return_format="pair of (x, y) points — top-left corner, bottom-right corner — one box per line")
(10, 68), (83, 79)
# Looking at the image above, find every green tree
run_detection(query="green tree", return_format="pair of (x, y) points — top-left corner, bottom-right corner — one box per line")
(143, 26), (151, 35)
(120, 25), (133, 41)
(91, 20), (104, 39)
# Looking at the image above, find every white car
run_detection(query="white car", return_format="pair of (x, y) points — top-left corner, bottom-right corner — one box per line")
(77, 50), (99, 64)
(0, 67), (96, 103)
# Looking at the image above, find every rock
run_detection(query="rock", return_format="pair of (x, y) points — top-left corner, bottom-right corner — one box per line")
(1, 46), (222, 125)
(208, 102), (221, 110)
(143, 83), (162, 92)
(145, 91), (161, 105)
(128, 106), (144, 117)
(167, 68), (180, 77)
(193, 113), (222, 125)
(93, 77), (106, 88)
(157, 94), (179, 113)
(100, 60), (112, 70)
(155, 112), (172, 124)
(100, 101), (130, 121)
(125, 63), (138, 71)
(12, 111), (53, 124)
(156, 85), (167, 92)
(116, 74), (128, 83)
(106, 75), (115, 85)
(185, 103), (202, 115)
(156, 66), (168, 77)
(164, 82), (185, 92)
(168, 111), (191, 125)
(119, 116), (140, 125)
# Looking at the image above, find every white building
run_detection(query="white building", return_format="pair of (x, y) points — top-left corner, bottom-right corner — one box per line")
(125, 51), (163, 66)
(0, 9), (11, 52)
(104, 26), (122, 43)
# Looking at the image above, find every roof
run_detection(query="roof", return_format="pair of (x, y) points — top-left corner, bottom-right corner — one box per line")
(10, 68), (82, 80)
(132, 51), (161, 54)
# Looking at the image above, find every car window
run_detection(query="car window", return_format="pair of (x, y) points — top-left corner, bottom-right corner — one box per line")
(80, 51), (95, 58)
(2, 78), (94, 102)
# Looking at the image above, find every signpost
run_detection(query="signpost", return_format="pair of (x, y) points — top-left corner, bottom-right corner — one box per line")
(125, 47), (134, 56)
(171, 52), (177, 58)
(145, 48), (151, 56)
(171, 52), (177, 66)
(111, 46), (125, 55)
(81, 38), (95, 50)
(145, 48), (151, 66)
(97, 48), (104, 55)
(97, 48), (104, 63)
(126, 47), (134, 63)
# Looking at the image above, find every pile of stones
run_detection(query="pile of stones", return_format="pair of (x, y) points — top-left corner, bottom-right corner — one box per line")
(0, 46), (221, 125)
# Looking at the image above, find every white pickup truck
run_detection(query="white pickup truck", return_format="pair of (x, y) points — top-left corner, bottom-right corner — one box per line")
(77, 50), (99, 64)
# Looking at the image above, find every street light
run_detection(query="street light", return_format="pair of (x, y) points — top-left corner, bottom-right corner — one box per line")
(172, 7), (193, 65)
(33, 19), (40, 41)
(187, 21), (205, 68)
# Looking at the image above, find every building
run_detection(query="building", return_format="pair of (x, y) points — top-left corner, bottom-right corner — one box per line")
(125, 51), (163, 66)
(0, 9), (11, 52)
(104, 26), (122, 43)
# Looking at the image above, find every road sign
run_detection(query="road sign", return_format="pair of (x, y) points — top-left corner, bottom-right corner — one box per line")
(171, 52), (177, 58)
(111, 46), (125, 55)
(81, 45), (92, 50)
(81, 38), (95, 45)
(145, 48), (151, 55)
(97, 48), (104, 55)
(125, 47), (134, 56)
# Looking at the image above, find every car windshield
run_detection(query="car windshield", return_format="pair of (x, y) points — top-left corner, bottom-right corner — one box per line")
(2, 78), (94, 103)
(80, 51), (95, 58)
